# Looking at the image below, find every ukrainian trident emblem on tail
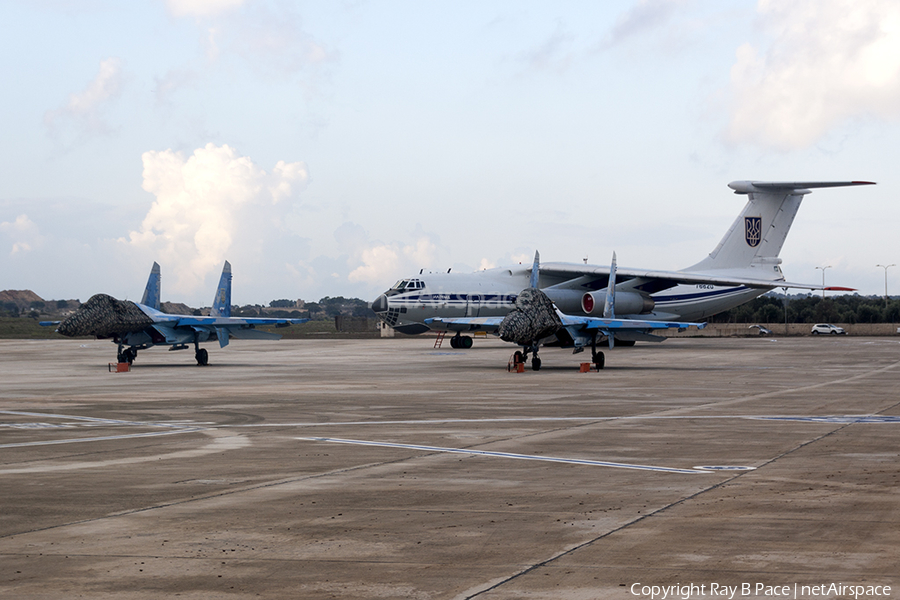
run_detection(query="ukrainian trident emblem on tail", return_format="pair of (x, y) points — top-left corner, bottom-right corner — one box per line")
(744, 216), (762, 248)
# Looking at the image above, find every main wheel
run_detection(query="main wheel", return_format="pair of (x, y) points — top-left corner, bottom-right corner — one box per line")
(532, 356), (542, 371)
(460, 336), (473, 349)
(196, 348), (209, 366)
(449, 336), (459, 349)
(593, 351), (605, 370)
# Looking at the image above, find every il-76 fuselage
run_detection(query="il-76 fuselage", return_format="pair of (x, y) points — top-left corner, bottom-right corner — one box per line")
(371, 267), (764, 335)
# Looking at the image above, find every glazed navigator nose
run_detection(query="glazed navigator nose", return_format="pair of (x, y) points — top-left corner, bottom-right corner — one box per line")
(370, 294), (388, 313)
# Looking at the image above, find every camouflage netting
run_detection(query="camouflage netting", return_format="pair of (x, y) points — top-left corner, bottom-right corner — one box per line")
(57, 294), (154, 338)
(498, 288), (562, 346)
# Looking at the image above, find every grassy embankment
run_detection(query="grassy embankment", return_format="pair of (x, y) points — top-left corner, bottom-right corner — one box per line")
(0, 317), (379, 339)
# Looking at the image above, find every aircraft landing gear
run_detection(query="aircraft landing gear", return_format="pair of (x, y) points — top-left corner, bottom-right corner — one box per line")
(590, 333), (605, 370)
(195, 348), (209, 366)
(117, 346), (136, 364)
(193, 333), (209, 366)
(509, 344), (541, 371)
(449, 333), (473, 349)
(523, 344), (542, 371)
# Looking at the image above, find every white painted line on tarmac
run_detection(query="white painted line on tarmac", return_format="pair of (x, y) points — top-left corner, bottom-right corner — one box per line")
(0, 410), (206, 449)
(229, 414), (900, 428)
(0, 428), (204, 449)
(297, 436), (713, 474)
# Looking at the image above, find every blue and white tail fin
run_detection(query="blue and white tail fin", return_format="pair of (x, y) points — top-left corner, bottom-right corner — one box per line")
(140, 262), (161, 310)
(210, 261), (232, 318)
(529, 251), (540, 289)
(604, 252), (616, 349)
(686, 181), (874, 275)
(603, 252), (616, 319)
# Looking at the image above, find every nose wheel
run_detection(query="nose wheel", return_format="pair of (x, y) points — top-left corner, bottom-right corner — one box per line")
(510, 345), (542, 371)
(116, 346), (137, 364)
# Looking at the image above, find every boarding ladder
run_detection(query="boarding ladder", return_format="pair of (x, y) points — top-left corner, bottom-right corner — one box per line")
(433, 331), (446, 348)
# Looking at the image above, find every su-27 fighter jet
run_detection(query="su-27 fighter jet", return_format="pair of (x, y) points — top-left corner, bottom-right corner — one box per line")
(426, 251), (707, 370)
(45, 261), (307, 366)
(371, 180), (875, 366)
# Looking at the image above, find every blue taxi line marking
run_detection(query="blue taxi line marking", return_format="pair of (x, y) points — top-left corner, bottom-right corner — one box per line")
(296, 436), (713, 474)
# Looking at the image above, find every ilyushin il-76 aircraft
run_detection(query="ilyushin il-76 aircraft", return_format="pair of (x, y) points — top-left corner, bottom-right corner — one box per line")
(370, 180), (874, 370)
(45, 261), (307, 366)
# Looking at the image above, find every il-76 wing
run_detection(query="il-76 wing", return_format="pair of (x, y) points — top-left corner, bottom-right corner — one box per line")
(540, 262), (829, 291)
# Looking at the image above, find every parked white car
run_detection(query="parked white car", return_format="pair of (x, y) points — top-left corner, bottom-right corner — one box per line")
(749, 324), (772, 336)
(811, 323), (846, 335)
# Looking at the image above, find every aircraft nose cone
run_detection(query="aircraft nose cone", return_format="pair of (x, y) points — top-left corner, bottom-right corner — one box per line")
(371, 294), (388, 313)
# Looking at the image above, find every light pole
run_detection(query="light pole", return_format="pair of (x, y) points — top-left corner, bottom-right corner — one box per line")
(782, 287), (789, 335)
(876, 264), (895, 305)
(815, 265), (832, 298)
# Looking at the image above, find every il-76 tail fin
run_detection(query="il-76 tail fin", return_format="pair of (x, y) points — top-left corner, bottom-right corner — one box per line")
(686, 180), (874, 274)
(140, 262), (161, 310)
(210, 261), (232, 318)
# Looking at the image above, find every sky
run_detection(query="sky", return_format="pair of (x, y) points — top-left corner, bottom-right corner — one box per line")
(2, 0), (899, 307)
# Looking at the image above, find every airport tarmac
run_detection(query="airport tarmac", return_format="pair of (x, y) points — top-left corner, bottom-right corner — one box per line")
(1, 336), (898, 599)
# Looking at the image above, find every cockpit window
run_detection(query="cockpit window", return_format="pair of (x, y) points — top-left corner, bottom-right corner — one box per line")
(391, 279), (424, 291)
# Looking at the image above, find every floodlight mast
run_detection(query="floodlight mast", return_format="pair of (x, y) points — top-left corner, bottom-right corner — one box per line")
(876, 264), (895, 305)
(816, 265), (832, 299)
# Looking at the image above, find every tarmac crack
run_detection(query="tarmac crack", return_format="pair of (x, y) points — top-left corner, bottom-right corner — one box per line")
(456, 392), (900, 599)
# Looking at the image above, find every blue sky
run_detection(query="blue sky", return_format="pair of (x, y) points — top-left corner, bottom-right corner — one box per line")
(2, 0), (899, 306)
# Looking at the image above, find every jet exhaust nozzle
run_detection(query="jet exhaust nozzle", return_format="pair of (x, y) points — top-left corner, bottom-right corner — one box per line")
(581, 291), (654, 316)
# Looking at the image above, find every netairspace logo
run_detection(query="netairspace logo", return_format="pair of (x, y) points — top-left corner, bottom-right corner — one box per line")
(629, 582), (892, 600)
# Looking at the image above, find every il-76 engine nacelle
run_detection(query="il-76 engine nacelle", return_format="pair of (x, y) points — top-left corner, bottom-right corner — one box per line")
(581, 290), (655, 316)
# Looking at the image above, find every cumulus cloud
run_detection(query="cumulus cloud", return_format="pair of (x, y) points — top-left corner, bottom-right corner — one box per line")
(164, 0), (245, 18)
(348, 238), (439, 287)
(726, 0), (900, 150)
(125, 143), (309, 296)
(0, 214), (42, 255)
(44, 57), (124, 136)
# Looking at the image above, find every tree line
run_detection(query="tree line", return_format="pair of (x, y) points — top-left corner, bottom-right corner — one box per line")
(706, 294), (900, 325)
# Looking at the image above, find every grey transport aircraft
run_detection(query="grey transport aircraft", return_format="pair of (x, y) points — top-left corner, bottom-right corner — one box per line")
(43, 261), (307, 366)
(370, 180), (874, 369)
